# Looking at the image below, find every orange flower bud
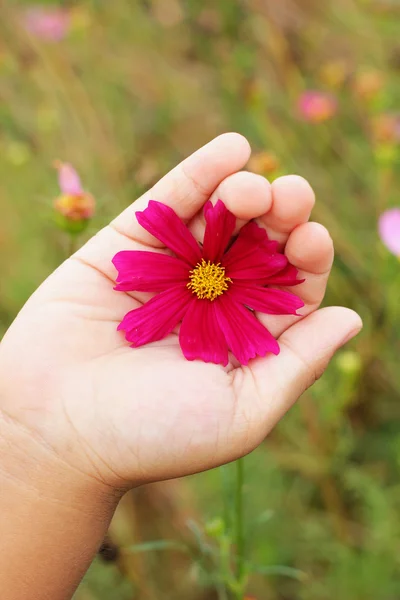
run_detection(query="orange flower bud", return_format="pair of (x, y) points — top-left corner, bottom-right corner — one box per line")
(352, 68), (385, 101)
(53, 161), (95, 233)
(247, 151), (280, 176)
(371, 113), (400, 144)
(319, 60), (349, 89)
(54, 192), (95, 222)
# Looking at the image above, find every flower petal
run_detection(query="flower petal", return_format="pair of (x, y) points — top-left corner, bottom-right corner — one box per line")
(230, 285), (304, 315)
(215, 293), (279, 365)
(262, 264), (304, 287)
(223, 221), (278, 268)
(378, 208), (400, 257)
(58, 163), (83, 195)
(226, 252), (288, 281)
(113, 250), (189, 292)
(118, 285), (191, 346)
(136, 201), (202, 266)
(223, 221), (286, 280)
(202, 199), (236, 262)
(179, 299), (229, 366)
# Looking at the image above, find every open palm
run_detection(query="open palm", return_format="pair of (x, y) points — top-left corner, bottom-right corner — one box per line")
(0, 134), (361, 491)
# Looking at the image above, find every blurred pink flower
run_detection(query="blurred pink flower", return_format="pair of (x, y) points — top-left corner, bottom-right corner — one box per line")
(23, 6), (70, 42)
(58, 162), (83, 196)
(378, 208), (400, 257)
(297, 91), (337, 123)
(54, 162), (95, 222)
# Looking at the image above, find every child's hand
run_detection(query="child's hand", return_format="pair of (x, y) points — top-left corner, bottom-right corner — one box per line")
(0, 133), (361, 499)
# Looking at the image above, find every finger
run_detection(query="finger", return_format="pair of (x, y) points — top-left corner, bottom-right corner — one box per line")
(231, 307), (362, 453)
(189, 171), (272, 241)
(257, 222), (334, 337)
(111, 132), (251, 246)
(257, 175), (315, 246)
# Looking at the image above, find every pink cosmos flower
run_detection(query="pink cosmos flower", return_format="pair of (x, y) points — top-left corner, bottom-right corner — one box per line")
(54, 162), (95, 221)
(22, 6), (70, 42)
(378, 208), (400, 257)
(297, 91), (338, 123)
(113, 200), (304, 366)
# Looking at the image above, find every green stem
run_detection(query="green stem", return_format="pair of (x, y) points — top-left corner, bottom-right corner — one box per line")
(218, 466), (232, 600)
(217, 547), (230, 600)
(234, 457), (245, 598)
(67, 234), (79, 257)
(218, 586), (229, 600)
(220, 464), (232, 533)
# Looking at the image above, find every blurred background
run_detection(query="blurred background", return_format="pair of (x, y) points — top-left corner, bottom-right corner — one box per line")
(1, 0), (400, 598)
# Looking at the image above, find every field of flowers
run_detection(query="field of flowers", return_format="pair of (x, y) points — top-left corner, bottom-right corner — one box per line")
(1, 1), (400, 599)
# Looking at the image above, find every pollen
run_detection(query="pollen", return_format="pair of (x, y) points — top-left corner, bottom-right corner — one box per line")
(187, 259), (232, 301)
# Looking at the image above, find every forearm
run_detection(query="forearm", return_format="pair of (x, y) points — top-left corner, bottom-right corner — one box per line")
(0, 414), (120, 600)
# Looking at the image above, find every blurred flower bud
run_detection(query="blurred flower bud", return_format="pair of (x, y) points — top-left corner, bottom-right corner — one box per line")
(53, 161), (95, 233)
(98, 537), (120, 563)
(336, 350), (362, 376)
(54, 193), (95, 221)
(204, 517), (225, 539)
(319, 60), (349, 89)
(352, 68), (385, 101)
(247, 151), (280, 176)
(371, 113), (400, 144)
(297, 91), (338, 123)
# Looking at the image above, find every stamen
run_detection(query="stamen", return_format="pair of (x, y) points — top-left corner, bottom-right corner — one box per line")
(187, 259), (232, 301)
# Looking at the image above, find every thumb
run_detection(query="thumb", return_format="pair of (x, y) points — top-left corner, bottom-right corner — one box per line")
(246, 307), (362, 436)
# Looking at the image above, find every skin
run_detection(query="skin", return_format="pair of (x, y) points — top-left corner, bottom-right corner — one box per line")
(0, 133), (362, 599)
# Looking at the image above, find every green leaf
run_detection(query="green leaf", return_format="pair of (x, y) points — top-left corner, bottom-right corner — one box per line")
(125, 540), (188, 554)
(186, 520), (215, 556)
(250, 563), (307, 581)
(254, 509), (275, 525)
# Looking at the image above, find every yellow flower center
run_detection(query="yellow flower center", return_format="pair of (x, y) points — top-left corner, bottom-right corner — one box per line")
(187, 259), (232, 301)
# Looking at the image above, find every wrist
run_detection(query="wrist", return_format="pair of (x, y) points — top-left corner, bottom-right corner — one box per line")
(0, 407), (121, 516)
(0, 410), (120, 600)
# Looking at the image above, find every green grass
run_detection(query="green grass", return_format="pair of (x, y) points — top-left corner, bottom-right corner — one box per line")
(1, 0), (400, 598)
